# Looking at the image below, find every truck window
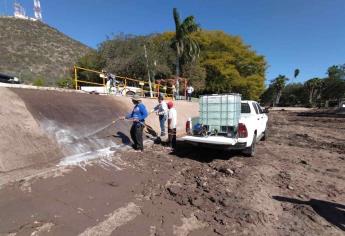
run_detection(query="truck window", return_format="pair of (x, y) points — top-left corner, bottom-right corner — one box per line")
(241, 103), (251, 113)
(256, 103), (264, 114)
(252, 103), (259, 114)
(0, 74), (10, 83)
(0, 74), (10, 80)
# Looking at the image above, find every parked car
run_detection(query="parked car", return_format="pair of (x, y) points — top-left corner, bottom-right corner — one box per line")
(80, 85), (142, 96)
(180, 94), (268, 157)
(116, 86), (142, 96)
(0, 73), (20, 84)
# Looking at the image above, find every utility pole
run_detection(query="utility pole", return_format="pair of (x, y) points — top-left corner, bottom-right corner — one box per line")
(152, 60), (157, 85)
(144, 45), (153, 98)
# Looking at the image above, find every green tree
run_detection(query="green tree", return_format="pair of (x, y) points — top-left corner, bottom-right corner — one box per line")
(181, 62), (206, 92)
(327, 64), (345, 80)
(171, 8), (200, 76)
(98, 34), (174, 82)
(271, 75), (289, 106)
(76, 51), (106, 83)
(280, 83), (308, 106)
(75, 30), (266, 98)
(304, 77), (323, 106)
(261, 64), (344, 108)
(322, 64), (345, 105)
(193, 31), (266, 99)
(260, 85), (275, 106)
(322, 77), (345, 103)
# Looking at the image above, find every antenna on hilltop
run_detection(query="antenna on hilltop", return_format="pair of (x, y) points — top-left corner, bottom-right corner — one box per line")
(14, 0), (27, 19)
(33, 0), (42, 21)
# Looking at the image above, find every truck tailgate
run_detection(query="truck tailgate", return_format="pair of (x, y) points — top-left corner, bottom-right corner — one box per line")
(179, 136), (237, 145)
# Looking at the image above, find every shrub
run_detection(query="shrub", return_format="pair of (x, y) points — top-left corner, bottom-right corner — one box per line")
(33, 78), (45, 86)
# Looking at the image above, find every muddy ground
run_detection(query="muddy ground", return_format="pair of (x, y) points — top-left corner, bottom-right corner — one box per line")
(0, 102), (344, 235)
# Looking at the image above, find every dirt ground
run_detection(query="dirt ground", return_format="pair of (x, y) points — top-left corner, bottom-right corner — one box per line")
(0, 88), (344, 235)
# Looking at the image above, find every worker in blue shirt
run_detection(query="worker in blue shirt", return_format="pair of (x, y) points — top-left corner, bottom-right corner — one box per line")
(123, 95), (148, 151)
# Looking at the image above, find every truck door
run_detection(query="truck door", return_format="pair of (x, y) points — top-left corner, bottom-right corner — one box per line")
(254, 103), (266, 136)
(251, 102), (262, 136)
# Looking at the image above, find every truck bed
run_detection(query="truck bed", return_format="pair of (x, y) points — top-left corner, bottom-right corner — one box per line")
(179, 135), (237, 145)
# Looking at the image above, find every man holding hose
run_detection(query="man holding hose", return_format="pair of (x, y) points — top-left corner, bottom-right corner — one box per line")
(122, 95), (148, 151)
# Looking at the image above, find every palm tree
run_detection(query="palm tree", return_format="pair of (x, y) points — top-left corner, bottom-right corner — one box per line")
(305, 78), (323, 106)
(171, 8), (200, 76)
(271, 75), (289, 106)
(327, 65), (339, 79)
(294, 69), (300, 79)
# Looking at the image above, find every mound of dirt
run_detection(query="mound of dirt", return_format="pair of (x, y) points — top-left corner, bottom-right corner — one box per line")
(0, 88), (62, 172)
(1, 87), (199, 172)
(11, 88), (131, 156)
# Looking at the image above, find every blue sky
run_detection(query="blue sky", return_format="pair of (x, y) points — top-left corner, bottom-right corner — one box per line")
(2, 0), (345, 83)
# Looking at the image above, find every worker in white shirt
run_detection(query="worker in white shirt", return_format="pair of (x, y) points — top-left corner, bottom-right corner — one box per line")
(186, 85), (194, 102)
(105, 74), (112, 95)
(152, 94), (168, 136)
(167, 101), (177, 149)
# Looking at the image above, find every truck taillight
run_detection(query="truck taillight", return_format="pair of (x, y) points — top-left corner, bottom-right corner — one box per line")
(238, 123), (248, 138)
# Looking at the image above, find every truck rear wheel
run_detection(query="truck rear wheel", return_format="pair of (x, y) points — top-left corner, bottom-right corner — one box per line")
(262, 128), (268, 141)
(243, 134), (256, 157)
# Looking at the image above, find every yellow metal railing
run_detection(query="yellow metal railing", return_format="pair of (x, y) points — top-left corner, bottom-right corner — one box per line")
(74, 66), (105, 90)
(74, 66), (177, 99)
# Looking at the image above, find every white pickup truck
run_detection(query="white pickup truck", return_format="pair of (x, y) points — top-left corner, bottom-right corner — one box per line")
(180, 100), (268, 157)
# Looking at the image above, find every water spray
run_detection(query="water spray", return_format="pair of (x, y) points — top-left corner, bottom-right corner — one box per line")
(81, 118), (123, 140)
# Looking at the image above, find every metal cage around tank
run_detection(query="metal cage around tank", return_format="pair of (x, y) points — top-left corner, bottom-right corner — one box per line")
(199, 94), (242, 133)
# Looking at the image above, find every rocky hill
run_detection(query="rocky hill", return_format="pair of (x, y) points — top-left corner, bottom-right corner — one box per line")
(0, 17), (92, 85)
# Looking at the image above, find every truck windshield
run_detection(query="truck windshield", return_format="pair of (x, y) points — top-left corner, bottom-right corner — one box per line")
(241, 103), (251, 113)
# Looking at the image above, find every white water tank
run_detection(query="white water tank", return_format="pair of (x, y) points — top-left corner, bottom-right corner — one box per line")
(199, 94), (241, 130)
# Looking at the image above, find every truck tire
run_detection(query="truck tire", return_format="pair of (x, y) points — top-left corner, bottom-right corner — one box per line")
(243, 134), (256, 157)
(262, 129), (268, 141)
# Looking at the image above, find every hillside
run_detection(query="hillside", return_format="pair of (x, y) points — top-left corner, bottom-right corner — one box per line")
(0, 17), (92, 85)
